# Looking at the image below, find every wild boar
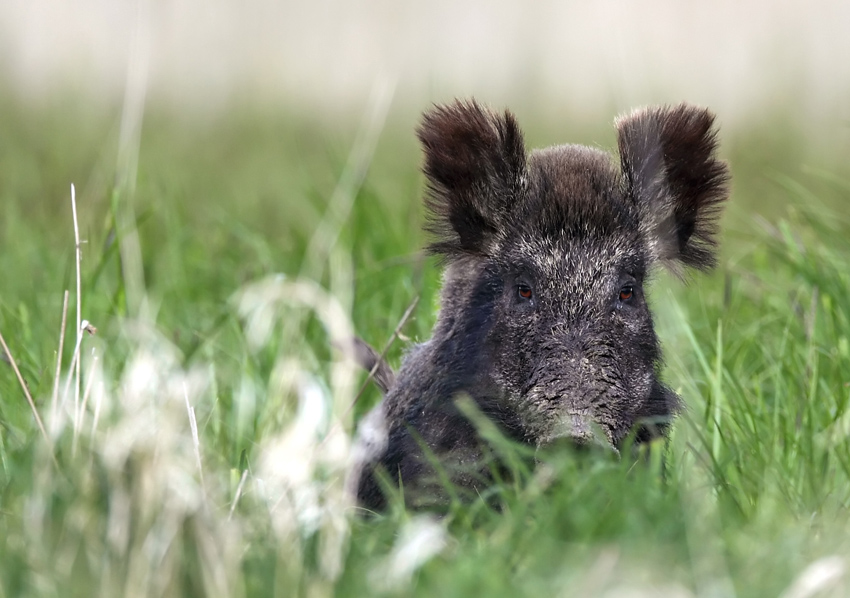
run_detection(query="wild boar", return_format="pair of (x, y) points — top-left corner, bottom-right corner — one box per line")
(350, 99), (730, 510)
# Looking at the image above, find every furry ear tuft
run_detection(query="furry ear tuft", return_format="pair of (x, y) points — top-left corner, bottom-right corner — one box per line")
(418, 99), (527, 258)
(616, 104), (730, 271)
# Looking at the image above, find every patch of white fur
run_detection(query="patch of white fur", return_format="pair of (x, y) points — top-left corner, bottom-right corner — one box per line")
(345, 401), (389, 500)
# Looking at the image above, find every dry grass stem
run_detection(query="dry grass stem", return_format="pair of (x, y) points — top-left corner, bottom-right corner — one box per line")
(73, 351), (99, 456)
(0, 328), (57, 467)
(61, 320), (95, 430)
(50, 290), (70, 427)
(62, 324), (84, 425)
(229, 469), (249, 521)
(71, 184), (82, 437)
(350, 295), (419, 410)
(184, 382), (205, 489)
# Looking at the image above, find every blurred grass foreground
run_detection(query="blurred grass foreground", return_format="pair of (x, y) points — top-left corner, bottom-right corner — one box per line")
(2, 1), (850, 596)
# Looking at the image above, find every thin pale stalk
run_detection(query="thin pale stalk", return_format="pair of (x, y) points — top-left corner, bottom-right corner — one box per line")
(184, 383), (205, 489)
(50, 290), (70, 428)
(229, 469), (249, 521)
(0, 328), (57, 468)
(71, 184), (82, 435)
(73, 351), (98, 456)
(60, 323), (86, 421)
(349, 295), (419, 412)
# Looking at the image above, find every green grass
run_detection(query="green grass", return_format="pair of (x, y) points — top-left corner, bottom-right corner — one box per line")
(1, 92), (850, 597)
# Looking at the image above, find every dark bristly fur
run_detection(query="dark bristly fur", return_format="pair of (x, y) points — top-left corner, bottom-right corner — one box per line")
(349, 99), (731, 511)
(616, 105), (729, 271)
(419, 100), (527, 259)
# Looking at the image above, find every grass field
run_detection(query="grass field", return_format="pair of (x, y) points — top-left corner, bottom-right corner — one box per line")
(1, 92), (849, 597)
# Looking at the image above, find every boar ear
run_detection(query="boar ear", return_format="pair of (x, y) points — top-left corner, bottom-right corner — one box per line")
(616, 104), (730, 272)
(418, 99), (527, 258)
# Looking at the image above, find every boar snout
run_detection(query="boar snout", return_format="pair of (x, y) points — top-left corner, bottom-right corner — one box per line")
(540, 413), (618, 455)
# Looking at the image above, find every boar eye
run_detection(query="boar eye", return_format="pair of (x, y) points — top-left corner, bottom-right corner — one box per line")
(619, 286), (634, 301)
(517, 284), (533, 300)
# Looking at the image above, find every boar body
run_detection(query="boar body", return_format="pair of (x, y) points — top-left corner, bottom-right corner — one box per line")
(352, 101), (730, 510)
